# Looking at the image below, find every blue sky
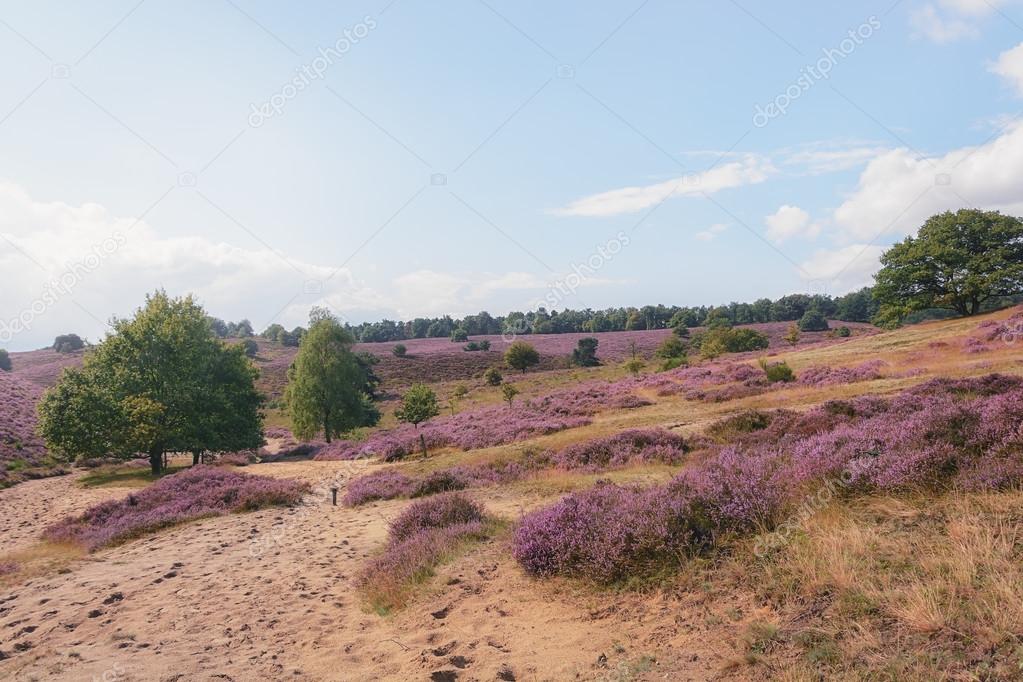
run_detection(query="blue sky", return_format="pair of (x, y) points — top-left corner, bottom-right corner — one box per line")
(3, 0), (1023, 350)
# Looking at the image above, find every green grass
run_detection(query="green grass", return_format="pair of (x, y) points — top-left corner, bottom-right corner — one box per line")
(79, 463), (189, 489)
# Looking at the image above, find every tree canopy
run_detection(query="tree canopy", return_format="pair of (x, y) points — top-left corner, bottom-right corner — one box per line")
(285, 316), (379, 443)
(874, 209), (1023, 322)
(38, 291), (263, 474)
(505, 341), (540, 373)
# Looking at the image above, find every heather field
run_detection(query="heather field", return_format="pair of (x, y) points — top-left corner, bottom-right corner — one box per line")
(2, 309), (1023, 680)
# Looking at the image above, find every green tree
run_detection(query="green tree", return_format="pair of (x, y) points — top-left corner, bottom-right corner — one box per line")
(624, 358), (645, 375)
(571, 337), (600, 367)
(392, 343), (407, 358)
(874, 209), (1023, 322)
(450, 328), (469, 343)
(798, 309), (830, 332)
(52, 333), (85, 353)
(483, 367), (503, 386)
(505, 341), (540, 373)
(655, 335), (687, 360)
(0, 349), (10, 371)
(395, 384), (440, 455)
(285, 318), (379, 443)
(784, 324), (800, 346)
(37, 291), (263, 475)
(241, 338), (258, 357)
(501, 383), (520, 405)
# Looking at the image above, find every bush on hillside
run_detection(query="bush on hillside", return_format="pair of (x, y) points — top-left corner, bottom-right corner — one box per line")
(798, 309), (830, 332)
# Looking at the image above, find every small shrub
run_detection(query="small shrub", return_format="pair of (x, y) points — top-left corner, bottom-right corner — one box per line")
(451, 384), (469, 399)
(784, 324), (800, 345)
(392, 343), (407, 358)
(655, 335), (687, 360)
(483, 367), (503, 386)
(0, 349), (10, 372)
(571, 337), (600, 367)
(450, 329), (469, 343)
(501, 383), (520, 406)
(836, 326), (851, 337)
(759, 359), (795, 383)
(660, 356), (687, 371)
(624, 358), (645, 375)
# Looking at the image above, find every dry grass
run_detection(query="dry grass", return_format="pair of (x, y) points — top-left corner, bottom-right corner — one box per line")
(724, 490), (1023, 679)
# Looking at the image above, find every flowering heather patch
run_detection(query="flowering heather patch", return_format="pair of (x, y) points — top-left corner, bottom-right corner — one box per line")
(314, 399), (593, 462)
(0, 561), (17, 576)
(213, 451), (256, 467)
(359, 493), (489, 611)
(343, 469), (415, 506)
(43, 467), (309, 551)
(7, 348), (84, 387)
(389, 493), (486, 542)
(0, 371), (60, 488)
(512, 482), (703, 582)
(513, 374), (1023, 582)
(980, 310), (1023, 344)
(552, 429), (691, 470)
(798, 360), (887, 386)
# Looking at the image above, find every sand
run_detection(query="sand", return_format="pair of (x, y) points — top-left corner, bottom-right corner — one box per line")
(0, 462), (730, 681)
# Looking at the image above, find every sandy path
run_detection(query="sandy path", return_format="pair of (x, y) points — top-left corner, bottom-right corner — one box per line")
(0, 463), (727, 681)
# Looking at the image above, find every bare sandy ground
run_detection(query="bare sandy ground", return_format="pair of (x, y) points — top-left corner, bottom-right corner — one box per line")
(0, 462), (735, 682)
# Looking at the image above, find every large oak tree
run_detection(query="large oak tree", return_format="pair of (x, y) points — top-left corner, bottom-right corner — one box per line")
(38, 291), (264, 474)
(874, 209), (1023, 322)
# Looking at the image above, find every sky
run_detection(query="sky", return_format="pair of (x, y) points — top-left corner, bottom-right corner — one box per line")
(4, 0), (1023, 350)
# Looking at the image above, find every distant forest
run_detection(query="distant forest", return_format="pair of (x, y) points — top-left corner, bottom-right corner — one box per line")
(211, 287), (1022, 347)
(326, 288), (880, 344)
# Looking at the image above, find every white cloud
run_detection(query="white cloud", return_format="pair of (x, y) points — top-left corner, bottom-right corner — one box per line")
(911, 0), (1016, 43)
(694, 222), (729, 241)
(781, 140), (891, 175)
(765, 205), (820, 243)
(799, 244), (887, 292)
(911, 5), (980, 42)
(832, 120), (1023, 241)
(991, 42), (1023, 96)
(0, 183), (573, 349)
(551, 155), (775, 217)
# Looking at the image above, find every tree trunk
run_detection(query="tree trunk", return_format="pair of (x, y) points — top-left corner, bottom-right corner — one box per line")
(192, 451), (201, 466)
(149, 450), (163, 476)
(324, 410), (331, 443)
(419, 433), (428, 457)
